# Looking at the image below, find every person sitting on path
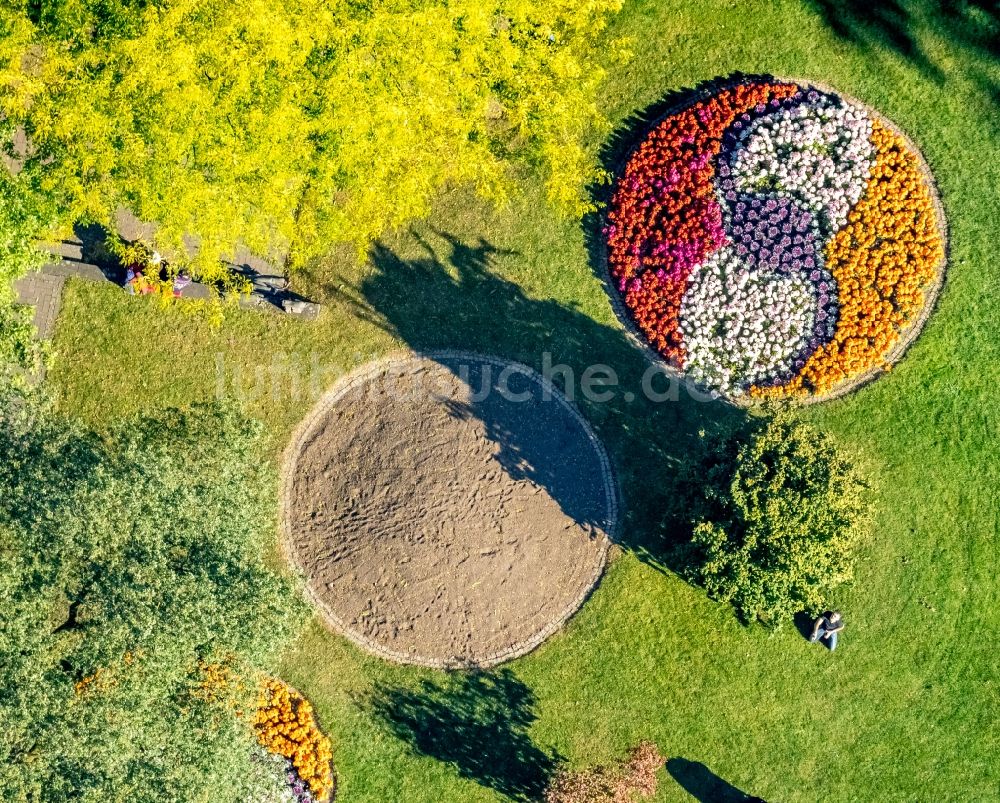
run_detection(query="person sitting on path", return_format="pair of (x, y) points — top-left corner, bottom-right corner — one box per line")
(172, 269), (192, 297)
(810, 610), (844, 651)
(125, 265), (156, 295)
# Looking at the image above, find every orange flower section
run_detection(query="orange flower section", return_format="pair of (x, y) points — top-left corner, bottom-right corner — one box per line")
(254, 679), (336, 802)
(752, 120), (944, 398)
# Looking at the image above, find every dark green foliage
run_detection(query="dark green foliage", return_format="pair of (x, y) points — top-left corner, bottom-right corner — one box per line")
(683, 415), (871, 627)
(0, 396), (305, 802)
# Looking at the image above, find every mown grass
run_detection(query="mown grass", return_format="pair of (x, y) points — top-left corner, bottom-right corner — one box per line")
(49, 0), (999, 800)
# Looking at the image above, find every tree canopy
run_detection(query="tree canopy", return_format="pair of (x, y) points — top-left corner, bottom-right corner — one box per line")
(682, 415), (871, 626)
(0, 396), (305, 802)
(0, 0), (624, 283)
(0, 170), (51, 377)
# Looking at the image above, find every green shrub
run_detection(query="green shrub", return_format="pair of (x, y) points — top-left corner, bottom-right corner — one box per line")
(0, 302), (44, 380)
(0, 396), (306, 802)
(685, 415), (871, 627)
(0, 170), (53, 381)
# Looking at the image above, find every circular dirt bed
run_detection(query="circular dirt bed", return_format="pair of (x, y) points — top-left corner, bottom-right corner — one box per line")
(281, 353), (618, 669)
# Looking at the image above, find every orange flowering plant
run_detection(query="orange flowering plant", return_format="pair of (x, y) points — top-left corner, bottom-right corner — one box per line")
(753, 120), (944, 398)
(254, 678), (336, 802)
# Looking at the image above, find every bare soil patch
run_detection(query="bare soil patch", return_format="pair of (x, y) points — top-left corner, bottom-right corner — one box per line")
(281, 353), (618, 668)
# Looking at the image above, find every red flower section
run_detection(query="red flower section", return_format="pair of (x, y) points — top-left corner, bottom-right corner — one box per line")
(606, 81), (798, 365)
(623, 270), (685, 359)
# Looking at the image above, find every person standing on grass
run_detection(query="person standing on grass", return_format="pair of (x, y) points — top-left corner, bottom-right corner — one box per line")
(810, 610), (845, 651)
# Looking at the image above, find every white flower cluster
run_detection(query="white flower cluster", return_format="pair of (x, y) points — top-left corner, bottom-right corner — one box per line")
(727, 99), (874, 235)
(246, 747), (317, 803)
(679, 246), (817, 395)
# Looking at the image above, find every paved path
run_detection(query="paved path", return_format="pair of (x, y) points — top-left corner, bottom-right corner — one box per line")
(9, 229), (320, 370)
(14, 271), (65, 339)
(13, 233), (318, 339)
(47, 228), (321, 318)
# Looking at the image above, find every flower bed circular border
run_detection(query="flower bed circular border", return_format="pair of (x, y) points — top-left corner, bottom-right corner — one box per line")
(599, 75), (949, 405)
(279, 351), (619, 670)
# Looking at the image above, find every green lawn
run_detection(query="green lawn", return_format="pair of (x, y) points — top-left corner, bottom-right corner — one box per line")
(48, 1), (1000, 800)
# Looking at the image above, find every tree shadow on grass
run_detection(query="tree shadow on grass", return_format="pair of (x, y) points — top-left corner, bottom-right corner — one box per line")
(369, 669), (560, 802)
(666, 758), (764, 802)
(322, 228), (750, 574)
(806, 0), (944, 79)
(803, 0), (1000, 92)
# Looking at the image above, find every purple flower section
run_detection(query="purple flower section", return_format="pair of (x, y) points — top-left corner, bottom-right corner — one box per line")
(709, 84), (848, 388)
(725, 196), (839, 387)
(725, 194), (821, 278)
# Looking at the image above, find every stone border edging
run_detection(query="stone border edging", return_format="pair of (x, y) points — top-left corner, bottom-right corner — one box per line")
(596, 73), (950, 407)
(279, 350), (621, 670)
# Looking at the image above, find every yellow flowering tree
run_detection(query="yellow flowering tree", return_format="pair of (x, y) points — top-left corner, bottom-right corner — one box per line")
(0, 0), (623, 284)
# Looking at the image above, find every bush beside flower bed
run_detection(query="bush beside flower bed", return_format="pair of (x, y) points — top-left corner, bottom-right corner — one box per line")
(680, 416), (871, 626)
(605, 76), (945, 401)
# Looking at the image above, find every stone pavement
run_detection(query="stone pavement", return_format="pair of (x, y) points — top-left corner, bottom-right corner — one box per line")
(51, 226), (321, 318)
(13, 270), (65, 339)
(9, 227), (320, 360)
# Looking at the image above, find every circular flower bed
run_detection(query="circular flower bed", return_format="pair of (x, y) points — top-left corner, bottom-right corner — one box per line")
(604, 76), (946, 402)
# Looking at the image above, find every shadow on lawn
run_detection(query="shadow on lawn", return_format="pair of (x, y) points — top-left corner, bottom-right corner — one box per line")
(806, 0), (944, 79)
(322, 228), (750, 574)
(666, 758), (765, 802)
(803, 0), (1000, 95)
(369, 669), (560, 802)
